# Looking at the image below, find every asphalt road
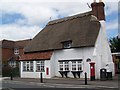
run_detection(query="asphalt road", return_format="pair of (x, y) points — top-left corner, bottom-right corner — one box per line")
(2, 81), (119, 90)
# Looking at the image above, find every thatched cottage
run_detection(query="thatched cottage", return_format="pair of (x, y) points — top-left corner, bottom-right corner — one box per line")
(19, 1), (114, 80)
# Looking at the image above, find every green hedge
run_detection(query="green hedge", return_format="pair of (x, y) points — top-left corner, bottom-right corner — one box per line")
(2, 66), (20, 77)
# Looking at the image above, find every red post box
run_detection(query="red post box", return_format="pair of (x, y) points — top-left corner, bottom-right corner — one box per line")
(46, 67), (49, 75)
(89, 62), (95, 81)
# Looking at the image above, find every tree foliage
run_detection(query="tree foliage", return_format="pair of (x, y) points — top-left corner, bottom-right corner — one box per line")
(109, 36), (120, 53)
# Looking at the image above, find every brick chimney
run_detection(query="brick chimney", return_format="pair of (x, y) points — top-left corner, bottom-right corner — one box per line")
(91, 0), (105, 20)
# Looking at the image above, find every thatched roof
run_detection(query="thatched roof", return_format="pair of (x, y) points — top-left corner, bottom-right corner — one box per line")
(14, 39), (32, 49)
(1, 40), (14, 49)
(25, 11), (100, 53)
(1, 39), (31, 49)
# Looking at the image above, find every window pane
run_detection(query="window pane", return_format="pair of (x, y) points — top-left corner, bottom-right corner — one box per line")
(23, 61), (33, 71)
(64, 61), (69, 71)
(59, 62), (63, 71)
(14, 48), (19, 54)
(63, 41), (72, 48)
(72, 61), (76, 71)
(36, 61), (45, 71)
(23, 62), (26, 71)
(78, 61), (82, 71)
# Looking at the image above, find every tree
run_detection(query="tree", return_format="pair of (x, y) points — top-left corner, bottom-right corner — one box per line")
(109, 36), (120, 53)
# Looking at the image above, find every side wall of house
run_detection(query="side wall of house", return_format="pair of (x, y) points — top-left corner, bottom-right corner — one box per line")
(94, 20), (115, 79)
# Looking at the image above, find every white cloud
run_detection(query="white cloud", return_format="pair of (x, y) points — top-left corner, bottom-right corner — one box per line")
(106, 19), (118, 31)
(0, 24), (41, 40)
(0, 0), (119, 40)
(0, 2), (91, 25)
(105, 2), (118, 16)
(0, 2), (92, 40)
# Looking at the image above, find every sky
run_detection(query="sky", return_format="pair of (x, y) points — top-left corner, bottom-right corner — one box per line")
(0, 0), (119, 41)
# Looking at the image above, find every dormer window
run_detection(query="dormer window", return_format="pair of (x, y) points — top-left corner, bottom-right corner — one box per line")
(62, 41), (72, 49)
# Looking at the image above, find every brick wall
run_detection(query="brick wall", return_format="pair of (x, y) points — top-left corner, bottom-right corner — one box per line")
(2, 48), (14, 66)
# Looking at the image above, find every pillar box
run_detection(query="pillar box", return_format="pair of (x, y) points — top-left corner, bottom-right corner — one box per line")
(89, 62), (95, 81)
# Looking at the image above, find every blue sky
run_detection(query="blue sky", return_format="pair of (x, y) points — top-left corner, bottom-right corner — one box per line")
(0, 0), (119, 41)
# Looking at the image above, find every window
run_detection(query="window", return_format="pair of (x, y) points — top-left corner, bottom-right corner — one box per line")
(59, 62), (63, 71)
(64, 61), (69, 71)
(9, 61), (16, 68)
(59, 60), (82, 71)
(23, 61), (33, 72)
(78, 61), (82, 71)
(59, 61), (69, 71)
(63, 41), (72, 49)
(14, 48), (19, 55)
(36, 61), (45, 72)
(23, 62), (26, 71)
(72, 61), (76, 71)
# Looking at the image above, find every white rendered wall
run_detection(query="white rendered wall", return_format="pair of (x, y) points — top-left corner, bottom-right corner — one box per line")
(94, 20), (115, 79)
(51, 47), (95, 78)
(20, 60), (51, 78)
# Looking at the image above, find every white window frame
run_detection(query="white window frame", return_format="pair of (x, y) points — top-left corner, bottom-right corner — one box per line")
(63, 41), (72, 48)
(77, 61), (83, 71)
(64, 61), (69, 71)
(14, 48), (19, 55)
(59, 62), (64, 71)
(59, 61), (69, 71)
(59, 60), (83, 71)
(23, 61), (33, 72)
(36, 61), (45, 72)
(72, 61), (76, 71)
(71, 61), (83, 71)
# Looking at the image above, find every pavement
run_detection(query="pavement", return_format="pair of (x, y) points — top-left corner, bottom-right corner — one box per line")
(1, 75), (120, 89)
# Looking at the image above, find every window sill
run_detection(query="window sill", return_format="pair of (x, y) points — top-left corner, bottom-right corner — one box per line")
(23, 71), (34, 72)
(71, 70), (83, 72)
(59, 71), (70, 72)
(36, 70), (45, 72)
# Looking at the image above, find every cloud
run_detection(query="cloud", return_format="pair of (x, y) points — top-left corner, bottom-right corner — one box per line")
(0, 0), (119, 40)
(105, 2), (118, 16)
(0, 2), (91, 25)
(0, 24), (41, 40)
(106, 19), (118, 31)
(0, 2), (91, 40)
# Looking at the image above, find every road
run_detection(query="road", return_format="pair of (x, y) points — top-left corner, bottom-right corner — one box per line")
(2, 80), (119, 90)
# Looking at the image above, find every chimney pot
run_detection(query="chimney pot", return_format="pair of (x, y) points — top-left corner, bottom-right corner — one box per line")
(91, 1), (105, 20)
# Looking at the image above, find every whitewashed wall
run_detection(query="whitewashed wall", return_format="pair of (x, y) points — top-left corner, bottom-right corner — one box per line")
(93, 20), (115, 79)
(51, 47), (95, 78)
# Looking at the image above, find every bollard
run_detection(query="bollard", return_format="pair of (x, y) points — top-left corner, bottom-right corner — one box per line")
(10, 72), (13, 80)
(40, 72), (43, 83)
(85, 72), (87, 85)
